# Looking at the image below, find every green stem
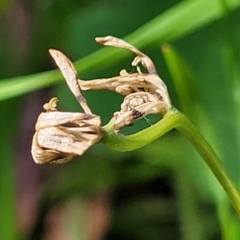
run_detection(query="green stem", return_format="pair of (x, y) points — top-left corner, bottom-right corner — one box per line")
(102, 108), (180, 151)
(102, 107), (240, 215)
(175, 110), (240, 215)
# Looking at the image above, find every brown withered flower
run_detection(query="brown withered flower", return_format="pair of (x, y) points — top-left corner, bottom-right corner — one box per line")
(31, 51), (103, 164)
(80, 36), (171, 107)
(79, 36), (171, 130)
(32, 36), (172, 163)
(113, 92), (168, 130)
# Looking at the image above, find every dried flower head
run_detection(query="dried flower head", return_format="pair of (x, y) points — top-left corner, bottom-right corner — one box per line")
(80, 36), (171, 109)
(79, 36), (172, 130)
(113, 92), (167, 130)
(31, 99), (102, 164)
(31, 51), (103, 164)
(32, 36), (172, 163)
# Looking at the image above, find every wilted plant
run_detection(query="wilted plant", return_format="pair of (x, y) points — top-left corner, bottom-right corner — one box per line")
(32, 36), (172, 164)
(31, 36), (240, 215)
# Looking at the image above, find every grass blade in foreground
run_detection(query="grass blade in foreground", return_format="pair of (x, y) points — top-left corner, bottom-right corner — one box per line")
(1, 0), (240, 101)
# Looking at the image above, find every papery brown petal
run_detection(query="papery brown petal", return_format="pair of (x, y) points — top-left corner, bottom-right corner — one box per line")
(79, 73), (153, 94)
(113, 101), (165, 130)
(112, 91), (169, 130)
(79, 73), (171, 110)
(49, 49), (92, 114)
(32, 109), (103, 164)
(31, 132), (75, 164)
(35, 111), (95, 131)
(95, 36), (157, 74)
(37, 127), (91, 156)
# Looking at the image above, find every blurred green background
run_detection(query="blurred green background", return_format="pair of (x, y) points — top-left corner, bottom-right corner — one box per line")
(1, 0), (240, 239)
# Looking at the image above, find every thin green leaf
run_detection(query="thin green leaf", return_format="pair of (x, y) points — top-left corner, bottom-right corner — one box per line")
(161, 43), (198, 113)
(0, 0), (240, 101)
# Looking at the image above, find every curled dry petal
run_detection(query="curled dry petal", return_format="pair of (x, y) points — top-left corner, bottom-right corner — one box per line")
(113, 102), (161, 130)
(32, 132), (75, 164)
(120, 92), (165, 113)
(32, 36), (173, 163)
(80, 36), (171, 110)
(43, 97), (59, 111)
(113, 92), (168, 130)
(37, 123), (101, 156)
(49, 49), (92, 114)
(79, 72), (171, 109)
(95, 36), (157, 74)
(35, 111), (96, 130)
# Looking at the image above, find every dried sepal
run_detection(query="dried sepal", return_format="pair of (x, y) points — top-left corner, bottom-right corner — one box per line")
(49, 49), (92, 114)
(31, 98), (103, 164)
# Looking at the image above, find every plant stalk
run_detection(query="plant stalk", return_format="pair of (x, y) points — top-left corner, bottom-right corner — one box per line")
(102, 107), (240, 215)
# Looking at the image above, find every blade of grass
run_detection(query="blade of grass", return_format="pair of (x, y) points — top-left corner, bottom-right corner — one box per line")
(0, 100), (19, 240)
(0, 0), (240, 101)
(161, 44), (216, 240)
(161, 43), (225, 198)
(161, 43), (198, 113)
(161, 43), (240, 239)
